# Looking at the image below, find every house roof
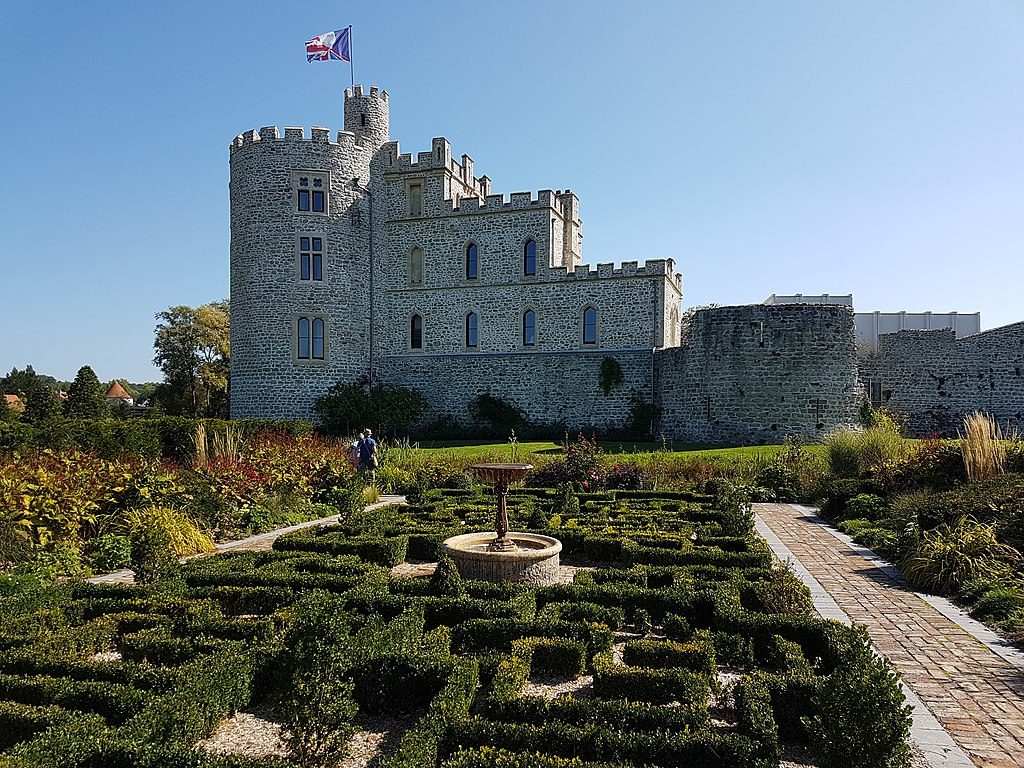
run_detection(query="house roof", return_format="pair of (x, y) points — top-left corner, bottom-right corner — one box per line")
(4, 394), (25, 412)
(105, 382), (131, 399)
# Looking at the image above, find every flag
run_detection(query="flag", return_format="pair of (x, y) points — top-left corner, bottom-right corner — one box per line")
(306, 28), (350, 62)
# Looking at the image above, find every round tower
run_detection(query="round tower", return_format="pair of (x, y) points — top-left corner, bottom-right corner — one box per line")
(343, 84), (390, 152)
(229, 95), (383, 419)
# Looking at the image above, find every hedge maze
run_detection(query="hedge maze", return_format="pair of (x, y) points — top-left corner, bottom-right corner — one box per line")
(0, 488), (910, 768)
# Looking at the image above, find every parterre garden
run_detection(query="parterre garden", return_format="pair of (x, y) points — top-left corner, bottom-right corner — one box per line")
(0, 484), (912, 768)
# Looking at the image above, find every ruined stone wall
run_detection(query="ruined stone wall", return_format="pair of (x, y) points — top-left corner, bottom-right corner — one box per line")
(858, 323), (1024, 435)
(655, 304), (859, 444)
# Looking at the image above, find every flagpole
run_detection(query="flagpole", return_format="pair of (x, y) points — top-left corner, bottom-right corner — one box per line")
(349, 25), (354, 87)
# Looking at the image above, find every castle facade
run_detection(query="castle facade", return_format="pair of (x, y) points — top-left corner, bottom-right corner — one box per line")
(230, 86), (862, 441)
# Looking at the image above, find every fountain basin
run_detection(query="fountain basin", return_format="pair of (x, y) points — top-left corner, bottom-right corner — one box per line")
(441, 532), (562, 585)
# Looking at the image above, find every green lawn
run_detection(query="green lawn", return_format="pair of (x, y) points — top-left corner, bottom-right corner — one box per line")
(409, 439), (805, 461)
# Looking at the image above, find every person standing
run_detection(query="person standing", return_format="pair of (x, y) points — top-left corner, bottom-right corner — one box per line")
(358, 428), (378, 482)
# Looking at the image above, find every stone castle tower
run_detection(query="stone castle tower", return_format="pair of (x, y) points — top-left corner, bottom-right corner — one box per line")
(229, 86), (390, 416)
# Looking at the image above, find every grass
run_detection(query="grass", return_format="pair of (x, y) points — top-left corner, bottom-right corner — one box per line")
(408, 439), (809, 461)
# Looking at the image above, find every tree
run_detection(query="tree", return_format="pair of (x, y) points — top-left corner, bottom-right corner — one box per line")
(0, 395), (12, 423)
(314, 376), (428, 437)
(0, 366), (56, 399)
(65, 366), (108, 419)
(22, 386), (62, 424)
(153, 301), (230, 416)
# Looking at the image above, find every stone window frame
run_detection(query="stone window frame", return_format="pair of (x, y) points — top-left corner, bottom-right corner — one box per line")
(522, 237), (539, 278)
(409, 312), (425, 351)
(522, 308), (538, 348)
(295, 233), (326, 283)
(406, 179), (425, 218)
(293, 314), (329, 364)
(465, 241), (480, 281)
(582, 305), (599, 347)
(465, 310), (480, 350)
(291, 169), (330, 216)
(408, 246), (424, 286)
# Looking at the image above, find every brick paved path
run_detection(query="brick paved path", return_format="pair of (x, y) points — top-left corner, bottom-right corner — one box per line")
(756, 503), (1024, 768)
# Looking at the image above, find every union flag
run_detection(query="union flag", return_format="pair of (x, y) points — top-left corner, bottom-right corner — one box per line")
(306, 27), (351, 62)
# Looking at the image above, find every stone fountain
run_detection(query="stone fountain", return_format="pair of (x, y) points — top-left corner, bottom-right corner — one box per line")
(440, 463), (562, 585)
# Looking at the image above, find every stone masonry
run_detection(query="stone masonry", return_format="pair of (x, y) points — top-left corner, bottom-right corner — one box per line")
(859, 323), (1024, 436)
(656, 304), (860, 444)
(229, 85), (867, 442)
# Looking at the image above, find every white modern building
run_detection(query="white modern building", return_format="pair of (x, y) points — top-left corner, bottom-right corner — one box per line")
(763, 294), (982, 352)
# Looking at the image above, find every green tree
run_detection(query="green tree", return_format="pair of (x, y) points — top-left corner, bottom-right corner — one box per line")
(153, 300), (230, 416)
(65, 365), (108, 419)
(22, 386), (62, 424)
(0, 365), (56, 398)
(314, 375), (428, 437)
(0, 394), (12, 422)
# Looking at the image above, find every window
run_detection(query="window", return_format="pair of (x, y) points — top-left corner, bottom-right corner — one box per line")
(360, 113), (367, 127)
(523, 239), (537, 276)
(409, 247), (423, 285)
(410, 314), (423, 349)
(298, 236), (324, 281)
(408, 182), (423, 217)
(523, 310), (536, 347)
(297, 318), (310, 359)
(311, 319), (325, 360)
(583, 307), (597, 345)
(293, 171), (328, 215)
(868, 380), (883, 409)
(466, 243), (478, 280)
(466, 312), (478, 348)
(297, 316), (327, 361)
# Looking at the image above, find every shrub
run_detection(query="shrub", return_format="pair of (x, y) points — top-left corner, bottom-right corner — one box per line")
(88, 534), (133, 573)
(845, 493), (886, 520)
(621, 638), (715, 674)
(129, 525), (179, 584)
(591, 651), (710, 706)
(742, 564), (813, 617)
(430, 556), (467, 598)
(804, 625), (911, 768)
(899, 516), (1019, 594)
(971, 586), (1024, 622)
(709, 480), (754, 537)
(528, 638), (587, 678)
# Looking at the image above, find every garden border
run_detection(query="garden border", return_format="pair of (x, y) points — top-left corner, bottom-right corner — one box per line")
(754, 509), (974, 768)
(87, 496), (406, 585)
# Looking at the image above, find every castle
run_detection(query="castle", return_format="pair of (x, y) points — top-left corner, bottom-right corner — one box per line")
(229, 86), (1024, 442)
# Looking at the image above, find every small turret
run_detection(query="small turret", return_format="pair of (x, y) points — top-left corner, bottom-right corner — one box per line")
(344, 84), (390, 149)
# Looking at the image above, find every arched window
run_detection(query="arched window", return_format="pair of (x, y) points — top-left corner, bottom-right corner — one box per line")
(523, 239), (537, 276)
(410, 314), (423, 349)
(311, 318), (325, 360)
(583, 307), (597, 345)
(465, 312), (478, 348)
(466, 243), (478, 280)
(297, 317), (310, 359)
(522, 310), (536, 347)
(409, 247), (423, 285)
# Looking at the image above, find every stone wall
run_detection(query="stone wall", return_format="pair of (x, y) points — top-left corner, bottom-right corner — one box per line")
(382, 349), (654, 431)
(858, 322), (1024, 435)
(655, 304), (859, 444)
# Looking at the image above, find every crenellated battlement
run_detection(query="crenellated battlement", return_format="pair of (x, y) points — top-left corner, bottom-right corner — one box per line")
(230, 125), (361, 152)
(544, 258), (682, 288)
(344, 84), (388, 101)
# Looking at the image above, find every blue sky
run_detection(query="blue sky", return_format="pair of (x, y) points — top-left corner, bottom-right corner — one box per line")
(1, 1), (1022, 381)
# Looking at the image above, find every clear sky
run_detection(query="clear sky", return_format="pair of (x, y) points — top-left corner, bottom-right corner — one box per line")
(1, 1), (1022, 381)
